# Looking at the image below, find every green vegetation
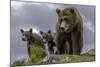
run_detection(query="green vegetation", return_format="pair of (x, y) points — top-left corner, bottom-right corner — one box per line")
(11, 45), (46, 67)
(30, 45), (46, 64)
(11, 45), (95, 67)
(10, 60), (25, 67)
(56, 55), (95, 64)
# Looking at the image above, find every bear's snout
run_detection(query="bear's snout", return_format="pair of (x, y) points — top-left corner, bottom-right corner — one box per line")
(22, 38), (26, 41)
(60, 27), (65, 32)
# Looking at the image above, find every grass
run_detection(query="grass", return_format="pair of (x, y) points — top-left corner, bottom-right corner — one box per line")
(55, 55), (95, 64)
(10, 60), (25, 67)
(11, 45), (46, 66)
(11, 45), (95, 66)
(30, 45), (46, 64)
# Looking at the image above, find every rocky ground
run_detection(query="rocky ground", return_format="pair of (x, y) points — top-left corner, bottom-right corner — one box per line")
(37, 54), (95, 65)
(11, 46), (95, 66)
(38, 55), (69, 64)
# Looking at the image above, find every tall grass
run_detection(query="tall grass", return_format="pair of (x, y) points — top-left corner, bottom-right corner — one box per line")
(11, 45), (46, 66)
(30, 45), (46, 63)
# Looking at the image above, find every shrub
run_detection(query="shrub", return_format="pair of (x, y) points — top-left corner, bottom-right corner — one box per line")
(11, 45), (46, 66)
(30, 45), (46, 64)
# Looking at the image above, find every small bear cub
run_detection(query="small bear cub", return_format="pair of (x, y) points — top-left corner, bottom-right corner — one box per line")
(40, 30), (58, 55)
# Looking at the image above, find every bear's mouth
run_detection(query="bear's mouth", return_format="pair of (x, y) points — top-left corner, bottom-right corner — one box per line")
(60, 27), (65, 32)
(60, 28), (71, 33)
(42, 39), (47, 43)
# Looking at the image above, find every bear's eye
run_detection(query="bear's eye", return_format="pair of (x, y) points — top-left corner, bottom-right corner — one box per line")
(43, 36), (46, 39)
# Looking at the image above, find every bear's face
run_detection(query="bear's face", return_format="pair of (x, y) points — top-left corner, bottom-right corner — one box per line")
(20, 28), (32, 41)
(40, 30), (53, 43)
(56, 8), (75, 32)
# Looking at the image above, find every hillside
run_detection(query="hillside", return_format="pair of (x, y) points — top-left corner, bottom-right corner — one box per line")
(11, 46), (95, 67)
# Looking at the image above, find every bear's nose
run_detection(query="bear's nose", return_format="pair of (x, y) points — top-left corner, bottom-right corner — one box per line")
(22, 38), (26, 41)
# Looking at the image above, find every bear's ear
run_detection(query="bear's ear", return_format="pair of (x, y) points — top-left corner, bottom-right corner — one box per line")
(70, 8), (74, 14)
(29, 28), (32, 33)
(20, 29), (24, 33)
(56, 8), (61, 14)
(48, 30), (51, 34)
(40, 31), (43, 35)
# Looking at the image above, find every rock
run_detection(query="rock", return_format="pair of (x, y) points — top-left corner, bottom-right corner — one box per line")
(82, 49), (95, 55)
(87, 49), (95, 55)
(38, 55), (69, 64)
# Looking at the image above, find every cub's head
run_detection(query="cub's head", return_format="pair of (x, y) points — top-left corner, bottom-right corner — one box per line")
(40, 30), (53, 43)
(20, 28), (32, 41)
(56, 7), (77, 32)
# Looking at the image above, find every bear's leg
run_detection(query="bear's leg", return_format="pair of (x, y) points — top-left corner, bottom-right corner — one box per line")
(61, 44), (65, 54)
(65, 41), (73, 54)
(69, 41), (73, 54)
(48, 44), (54, 54)
(57, 44), (61, 54)
(56, 36), (66, 54)
(57, 43), (63, 54)
(55, 45), (60, 54)
(27, 44), (31, 58)
(72, 32), (83, 55)
(50, 47), (54, 54)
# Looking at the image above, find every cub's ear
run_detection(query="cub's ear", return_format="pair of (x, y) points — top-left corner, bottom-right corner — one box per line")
(40, 31), (43, 35)
(70, 8), (74, 14)
(48, 30), (51, 34)
(20, 29), (24, 33)
(29, 28), (32, 33)
(56, 8), (61, 14)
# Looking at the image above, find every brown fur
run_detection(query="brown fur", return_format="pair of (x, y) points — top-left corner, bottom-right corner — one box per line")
(40, 30), (57, 54)
(20, 28), (43, 57)
(56, 7), (83, 55)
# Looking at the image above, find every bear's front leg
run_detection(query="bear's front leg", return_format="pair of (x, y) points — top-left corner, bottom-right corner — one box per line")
(71, 31), (83, 55)
(65, 41), (73, 54)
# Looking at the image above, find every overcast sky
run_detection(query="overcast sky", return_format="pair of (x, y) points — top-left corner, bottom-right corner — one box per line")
(11, 1), (95, 63)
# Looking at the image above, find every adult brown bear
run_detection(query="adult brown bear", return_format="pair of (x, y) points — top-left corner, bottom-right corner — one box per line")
(56, 7), (83, 55)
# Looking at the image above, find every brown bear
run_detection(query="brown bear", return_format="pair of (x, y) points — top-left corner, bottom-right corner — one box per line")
(20, 28), (43, 57)
(56, 7), (83, 55)
(40, 30), (58, 54)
